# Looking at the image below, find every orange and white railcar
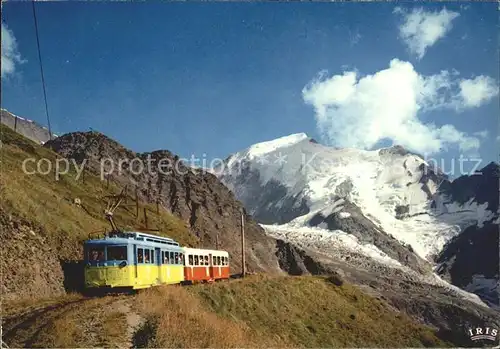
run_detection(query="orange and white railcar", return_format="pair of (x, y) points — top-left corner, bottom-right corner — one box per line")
(182, 247), (230, 284)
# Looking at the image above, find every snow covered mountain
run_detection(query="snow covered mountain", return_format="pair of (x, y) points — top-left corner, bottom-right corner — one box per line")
(216, 133), (499, 304)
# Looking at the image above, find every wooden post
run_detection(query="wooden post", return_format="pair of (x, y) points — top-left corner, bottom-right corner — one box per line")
(135, 186), (139, 218)
(156, 199), (160, 214)
(241, 209), (246, 278)
(144, 207), (148, 229)
(215, 233), (219, 250)
(14, 116), (17, 131)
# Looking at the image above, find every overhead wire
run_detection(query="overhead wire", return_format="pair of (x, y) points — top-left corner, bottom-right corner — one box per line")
(31, 0), (52, 141)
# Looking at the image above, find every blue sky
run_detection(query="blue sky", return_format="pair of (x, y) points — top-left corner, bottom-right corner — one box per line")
(1, 2), (498, 175)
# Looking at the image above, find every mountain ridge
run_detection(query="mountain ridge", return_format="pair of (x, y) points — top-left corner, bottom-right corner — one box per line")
(218, 132), (499, 305)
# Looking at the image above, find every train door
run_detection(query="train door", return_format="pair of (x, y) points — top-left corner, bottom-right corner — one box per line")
(209, 253), (214, 279)
(155, 248), (161, 284)
(218, 256), (222, 279)
(134, 246), (138, 279)
(204, 254), (210, 280)
(217, 256), (222, 279)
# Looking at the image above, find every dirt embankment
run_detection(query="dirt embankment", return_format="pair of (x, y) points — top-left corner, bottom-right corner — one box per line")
(0, 210), (66, 301)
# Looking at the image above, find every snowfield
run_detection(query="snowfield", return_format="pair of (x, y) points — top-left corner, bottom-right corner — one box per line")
(262, 223), (404, 268)
(262, 222), (490, 309)
(219, 133), (495, 261)
(218, 133), (498, 307)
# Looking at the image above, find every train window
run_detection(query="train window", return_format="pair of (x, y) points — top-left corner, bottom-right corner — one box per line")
(138, 248), (144, 263)
(194, 255), (199, 266)
(88, 246), (105, 261)
(224, 257), (228, 265)
(179, 253), (184, 265)
(170, 252), (174, 264)
(107, 246), (127, 261)
(151, 250), (155, 264)
(204, 255), (209, 265)
(216, 256), (221, 265)
(213, 256), (216, 265)
(174, 252), (179, 264)
(164, 251), (170, 264)
(144, 249), (151, 264)
(189, 255), (193, 265)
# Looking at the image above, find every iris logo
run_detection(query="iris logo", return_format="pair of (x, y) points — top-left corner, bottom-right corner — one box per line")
(467, 326), (498, 343)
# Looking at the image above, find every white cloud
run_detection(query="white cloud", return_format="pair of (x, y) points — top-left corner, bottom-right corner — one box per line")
(394, 7), (459, 60)
(459, 76), (499, 108)
(302, 59), (498, 155)
(1, 23), (25, 78)
(473, 130), (488, 139)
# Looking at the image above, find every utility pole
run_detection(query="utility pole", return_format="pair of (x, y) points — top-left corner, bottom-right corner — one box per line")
(135, 186), (139, 218)
(240, 208), (246, 278)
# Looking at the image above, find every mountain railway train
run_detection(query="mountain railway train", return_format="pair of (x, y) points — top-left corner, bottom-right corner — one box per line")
(84, 231), (230, 291)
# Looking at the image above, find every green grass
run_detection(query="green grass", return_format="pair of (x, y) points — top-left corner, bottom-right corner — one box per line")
(135, 274), (450, 348)
(0, 124), (197, 261)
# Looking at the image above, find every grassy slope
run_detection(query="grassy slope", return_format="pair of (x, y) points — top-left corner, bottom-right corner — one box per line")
(0, 124), (197, 261)
(136, 275), (450, 348)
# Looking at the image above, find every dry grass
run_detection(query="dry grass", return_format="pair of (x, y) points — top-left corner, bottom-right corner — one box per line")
(37, 316), (81, 348)
(2, 292), (83, 318)
(8, 295), (130, 348)
(134, 285), (280, 348)
(191, 274), (450, 348)
(101, 311), (129, 348)
(132, 275), (450, 348)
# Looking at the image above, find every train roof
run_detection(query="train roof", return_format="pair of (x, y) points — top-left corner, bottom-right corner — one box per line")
(85, 231), (182, 249)
(182, 247), (229, 256)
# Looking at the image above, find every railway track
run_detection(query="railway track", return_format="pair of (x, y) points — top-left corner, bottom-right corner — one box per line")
(2, 274), (246, 348)
(2, 295), (127, 348)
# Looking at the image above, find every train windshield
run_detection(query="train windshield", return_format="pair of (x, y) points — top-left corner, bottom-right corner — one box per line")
(107, 246), (127, 261)
(87, 246), (105, 261)
(86, 245), (127, 261)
